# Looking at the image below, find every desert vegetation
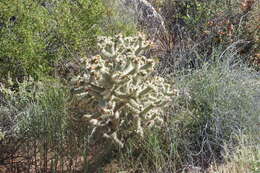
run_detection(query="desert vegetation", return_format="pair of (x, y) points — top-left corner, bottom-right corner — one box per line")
(0, 0), (259, 172)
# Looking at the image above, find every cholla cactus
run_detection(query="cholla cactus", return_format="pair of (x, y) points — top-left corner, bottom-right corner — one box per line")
(70, 33), (177, 147)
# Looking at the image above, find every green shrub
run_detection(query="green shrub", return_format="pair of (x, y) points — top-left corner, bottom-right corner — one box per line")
(118, 56), (260, 172)
(0, 0), (104, 80)
(171, 61), (259, 165)
(0, 77), (40, 164)
(0, 77), (85, 172)
(16, 80), (77, 172)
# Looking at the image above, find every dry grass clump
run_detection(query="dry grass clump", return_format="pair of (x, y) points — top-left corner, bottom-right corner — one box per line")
(208, 135), (260, 173)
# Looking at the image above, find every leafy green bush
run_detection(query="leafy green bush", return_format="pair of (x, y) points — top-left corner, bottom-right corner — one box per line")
(0, 0), (104, 80)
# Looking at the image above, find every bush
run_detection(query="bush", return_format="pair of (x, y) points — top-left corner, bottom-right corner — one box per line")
(151, 0), (259, 73)
(0, 77), (40, 165)
(0, 77), (86, 172)
(118, 55), (260, 172)
(169, 59), (259, 166)
(0, 0), (104, 80)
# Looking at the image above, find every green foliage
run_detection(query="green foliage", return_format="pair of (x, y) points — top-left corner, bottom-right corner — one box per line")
(117, 57), (260, 172)
(0, 77), (39, 163)
(15, 80), (76, 171)
(16, 81), (69, 139)
(0, 0), (259, 171)
(170, 60), (260, 165)
(69, 34), (177, 147)
(0, 77), (88, 171)
(0, 0), (104, 80)
(0, 76), (40, 138)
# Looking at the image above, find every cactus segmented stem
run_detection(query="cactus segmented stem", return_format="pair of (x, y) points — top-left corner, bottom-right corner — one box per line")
(70, 33), (177, 147)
